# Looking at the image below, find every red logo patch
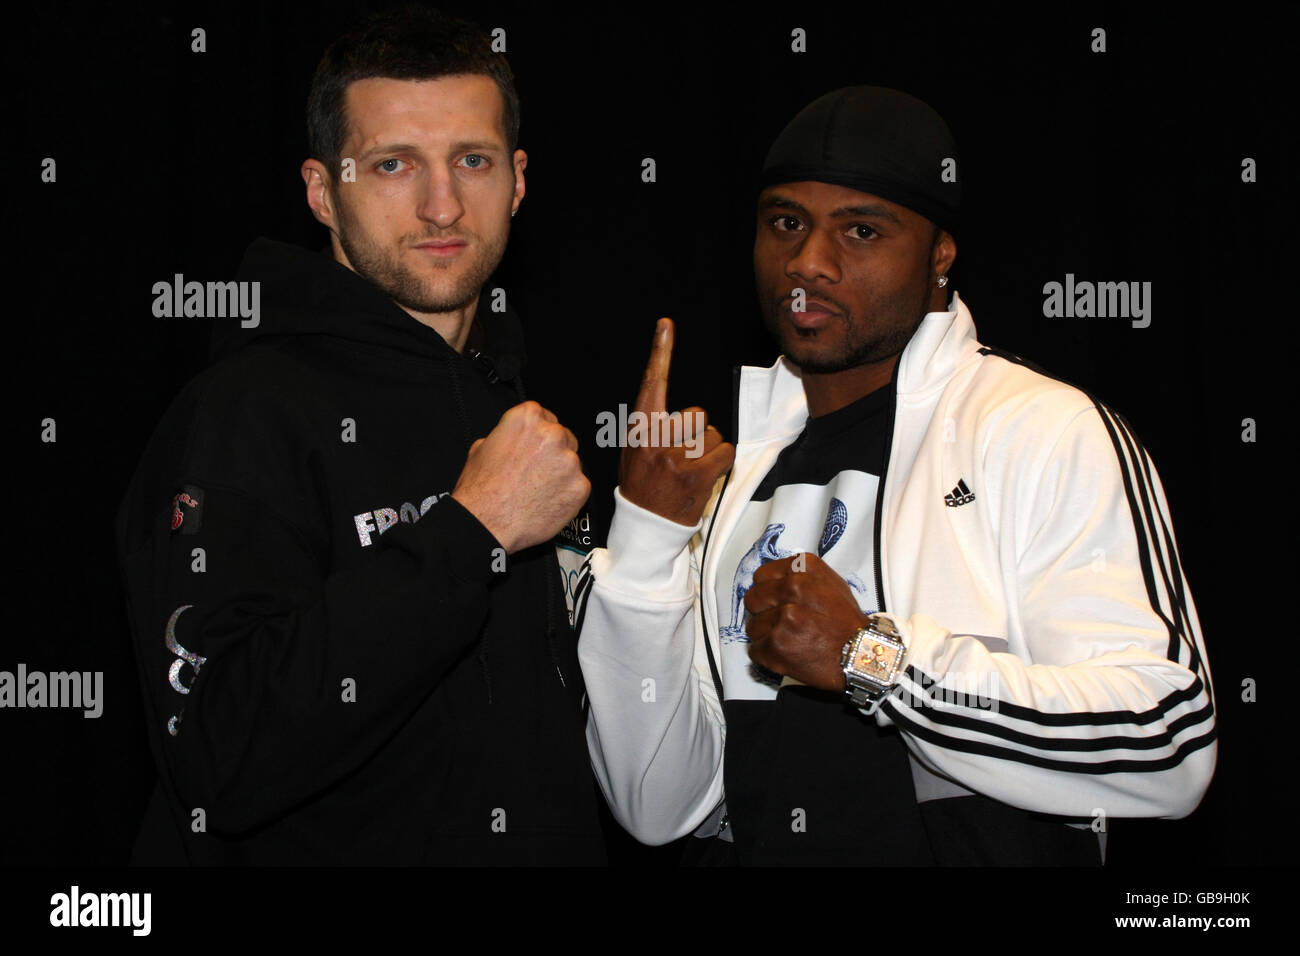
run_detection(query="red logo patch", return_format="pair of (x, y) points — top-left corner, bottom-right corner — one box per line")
(170, 486), (204, 534)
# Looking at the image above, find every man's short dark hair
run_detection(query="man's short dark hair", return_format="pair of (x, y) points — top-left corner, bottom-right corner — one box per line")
(306, 5), (520, 178)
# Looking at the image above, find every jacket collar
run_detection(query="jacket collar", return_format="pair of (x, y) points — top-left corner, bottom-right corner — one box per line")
(735, 291), (980, 444)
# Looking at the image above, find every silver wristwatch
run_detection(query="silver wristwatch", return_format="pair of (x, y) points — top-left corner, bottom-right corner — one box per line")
(840, 614), (907, 708)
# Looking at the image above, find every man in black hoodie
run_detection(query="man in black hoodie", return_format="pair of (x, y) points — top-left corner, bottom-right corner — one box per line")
(116, 7), (605, 864)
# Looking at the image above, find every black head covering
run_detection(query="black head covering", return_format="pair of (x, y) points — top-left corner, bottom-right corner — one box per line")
(760, 86), (961, 236)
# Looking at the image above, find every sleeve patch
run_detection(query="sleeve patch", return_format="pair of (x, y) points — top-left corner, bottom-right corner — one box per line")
(170, 485), (205, 535)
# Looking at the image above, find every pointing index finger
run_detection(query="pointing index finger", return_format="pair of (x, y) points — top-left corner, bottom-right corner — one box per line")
(634, 318), (674, 414)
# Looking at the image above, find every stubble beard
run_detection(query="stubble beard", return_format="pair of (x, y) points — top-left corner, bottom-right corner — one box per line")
(333, 189), (509, 314)
(759, 270), (934, 375)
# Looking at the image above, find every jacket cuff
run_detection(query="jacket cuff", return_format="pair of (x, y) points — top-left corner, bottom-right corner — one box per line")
(424, 496), (505, 587)
(592, 487), (702, 599)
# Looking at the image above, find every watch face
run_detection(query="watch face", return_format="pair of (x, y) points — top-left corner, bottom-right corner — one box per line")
(853, 639), (902, 682)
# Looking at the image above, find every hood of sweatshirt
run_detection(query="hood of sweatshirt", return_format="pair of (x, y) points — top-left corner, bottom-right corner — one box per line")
(210, 237), (527, 383)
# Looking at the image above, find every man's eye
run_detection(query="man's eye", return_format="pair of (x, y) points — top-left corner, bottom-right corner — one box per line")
(848, 224), (878, 240)
(377, 158), (408, 173)
(768, 215), (802, 231)
(459, 154), (489, 169)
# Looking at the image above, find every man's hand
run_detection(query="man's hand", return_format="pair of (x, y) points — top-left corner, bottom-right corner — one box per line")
(618, 318), (735, 526)
(452, 401), (590, 554)
(744, 553), (871, 692)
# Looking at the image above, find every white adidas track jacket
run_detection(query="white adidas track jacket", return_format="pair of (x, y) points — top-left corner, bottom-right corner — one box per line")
(575, 292), (1216, 846)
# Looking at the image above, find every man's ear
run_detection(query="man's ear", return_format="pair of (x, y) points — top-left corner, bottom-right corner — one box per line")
(932, 228), (957, 277)
(511, 148), (527, 216)
(302, 159), (335, 227)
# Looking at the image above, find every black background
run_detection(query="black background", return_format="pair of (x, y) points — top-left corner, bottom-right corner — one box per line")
(8, 0), (1289, 880)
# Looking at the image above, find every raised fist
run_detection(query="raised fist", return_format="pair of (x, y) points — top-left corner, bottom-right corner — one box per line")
(452, 401), (590, 554)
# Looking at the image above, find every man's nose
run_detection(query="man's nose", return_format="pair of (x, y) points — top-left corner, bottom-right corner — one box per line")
(787, 228), (841, 285)
(417, 166), (465, 229)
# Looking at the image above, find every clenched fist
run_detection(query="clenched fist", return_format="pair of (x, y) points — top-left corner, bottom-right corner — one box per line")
(452, 401), (590, 554)
(744, 553), (872, 691)
(619, 318), (736, 526)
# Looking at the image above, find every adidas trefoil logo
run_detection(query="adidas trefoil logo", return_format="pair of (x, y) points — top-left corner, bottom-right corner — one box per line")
(944, 479), (975, 507)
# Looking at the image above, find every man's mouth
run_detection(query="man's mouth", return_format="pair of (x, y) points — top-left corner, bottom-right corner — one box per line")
(412, 239), (468, 258)
(785, 297), (840, 330)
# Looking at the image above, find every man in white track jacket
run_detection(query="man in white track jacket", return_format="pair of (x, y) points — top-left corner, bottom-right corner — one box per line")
(575, 87), (1215, 865)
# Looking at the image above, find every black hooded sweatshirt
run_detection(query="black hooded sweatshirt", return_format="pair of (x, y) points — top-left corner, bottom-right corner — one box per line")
(116, 238), (605, 864)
